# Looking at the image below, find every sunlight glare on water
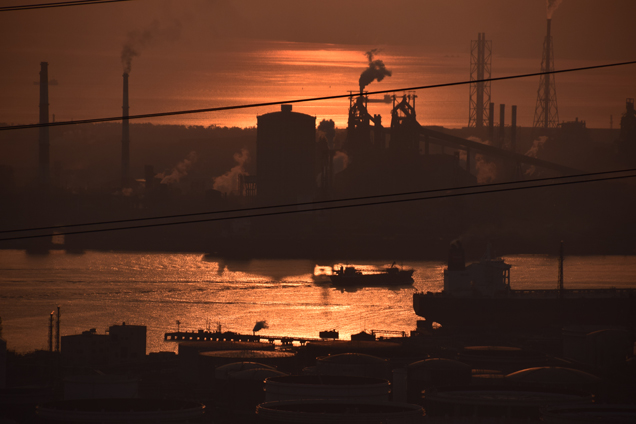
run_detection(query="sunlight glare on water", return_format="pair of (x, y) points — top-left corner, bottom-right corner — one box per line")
(0, 250), (633, 353)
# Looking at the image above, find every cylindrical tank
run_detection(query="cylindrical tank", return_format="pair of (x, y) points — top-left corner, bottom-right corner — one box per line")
(542, 404), (636, 424)
(458, 346), (546, 373)
(214, 361), (276, 380)
(471, 369), (504, 386)
(178, 340), (273, 383)
(217, 368), (288, 413)
(256, 400), (424, 424)
(36, 398), (204, 423)
(199, 350), (296, 375)
(264, 375), (391, 402)
(424, 387), (593, 421)
(63, 375), (138, 400)
(407, 358), (472, 404)
(314, 353), (389, 380)
(505, 366), (601, 394)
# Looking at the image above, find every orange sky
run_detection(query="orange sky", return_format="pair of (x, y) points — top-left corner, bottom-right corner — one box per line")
(1, 0), (635, 128)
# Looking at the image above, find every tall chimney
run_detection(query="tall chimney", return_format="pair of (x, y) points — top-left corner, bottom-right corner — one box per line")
(39, 62), (50, 188)
(122, 72), (130, 188)
(488, 102), (495, 141)
(544, 19), (551, 129)
(499, 104), (505, 148)
(510, 105), (517, 152)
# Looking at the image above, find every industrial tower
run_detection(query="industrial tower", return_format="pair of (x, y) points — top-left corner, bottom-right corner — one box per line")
(468, 33), (491, 129)
(533, 19), (559, 129)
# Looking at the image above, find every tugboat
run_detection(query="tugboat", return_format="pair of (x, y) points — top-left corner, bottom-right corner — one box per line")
(330, 262), (414, 287)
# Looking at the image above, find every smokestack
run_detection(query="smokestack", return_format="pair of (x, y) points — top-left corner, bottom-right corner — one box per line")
(55, 306), (60, 352)
(488, 102), (495, 141)
(48, 311), (54, 352)
(499, 104), (505, 147)
(511, 105), (517, 152)
(39, 62), (50, 188)
(122, 72), (130, 188)
(544, 19), (551, 129)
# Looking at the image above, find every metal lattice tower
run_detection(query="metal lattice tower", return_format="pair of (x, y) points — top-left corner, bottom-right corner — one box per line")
(469, 33), (491, 129)
(533, 19), (559, 129)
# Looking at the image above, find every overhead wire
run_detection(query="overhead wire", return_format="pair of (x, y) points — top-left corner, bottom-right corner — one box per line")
(2, 60), (636, 131)
(0, 0), (131, 12)
(2, 168), (635, 236)
(1, 170), (634, 242)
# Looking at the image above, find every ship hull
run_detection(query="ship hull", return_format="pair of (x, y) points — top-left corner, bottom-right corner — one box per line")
(413, 290), (636, 329)
(330, 271), (414, 287)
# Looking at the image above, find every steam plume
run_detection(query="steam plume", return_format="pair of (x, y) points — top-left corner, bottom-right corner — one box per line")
(121, 20), (182, 74)
(468, 136), (498, 183)
(213, 149), (249, 194)
(359, 49), (392, 91)
(156, 151), (198, 184)
(332, 151), (349, 174)
(253, 320), (269, 332)
(546, 0), (562, 19)
(524, 136), (547, 175)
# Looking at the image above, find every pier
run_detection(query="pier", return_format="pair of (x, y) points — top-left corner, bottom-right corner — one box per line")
(164, 330), (324, 345)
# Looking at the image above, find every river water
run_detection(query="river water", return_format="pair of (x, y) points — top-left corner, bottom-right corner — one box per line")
(0, 249), (634, 353)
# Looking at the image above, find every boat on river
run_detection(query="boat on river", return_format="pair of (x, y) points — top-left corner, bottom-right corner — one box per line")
(330, 263), (414, 287)
(413, 242), (636, 329)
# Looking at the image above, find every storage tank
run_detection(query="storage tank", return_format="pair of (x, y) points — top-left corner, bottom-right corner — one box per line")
(505, 366), (601, 394)
(407, 358), (472, 404)
(214, 367), (288, 413)
(423, 387), (593, 421)
(541, 404), (636, 424)
(264, 375), (391, 402)
(214, 361), (277, 380)
(256, 400), (424, 424)
(199, 350), (297, 375)
(178, 340), (273, 383)
(314, 353), (389, 380)
(36, 398), (204, 423)
(458, 345), (546, 373)
(63, 375), (138, 400)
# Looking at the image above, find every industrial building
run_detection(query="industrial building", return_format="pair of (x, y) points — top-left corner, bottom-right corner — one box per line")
(256, 104), (316, 204)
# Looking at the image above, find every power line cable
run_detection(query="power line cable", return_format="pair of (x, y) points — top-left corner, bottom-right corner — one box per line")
(0, 0), (130, 12)
(2, 60), (635, 132)
(2, 167), (635, 235)
(2, 171), (634, 242)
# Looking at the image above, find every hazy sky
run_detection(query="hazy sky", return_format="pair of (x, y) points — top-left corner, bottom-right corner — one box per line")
(1, 0), (635, 127)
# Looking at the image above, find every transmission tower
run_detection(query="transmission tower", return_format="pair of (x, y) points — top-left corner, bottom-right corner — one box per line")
(469, 33), (491, 129)
(533, 19), (559, 129)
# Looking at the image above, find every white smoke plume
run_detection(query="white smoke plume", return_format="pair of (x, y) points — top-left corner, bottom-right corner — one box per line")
(547, 0), (562, 19)
(156, 151), (198, 184)
(468, 136), (498, 184)
(359, 49), (392, 91)
(213, 149), (249, 194)
(332, 151), (349, 174)
(121, 19), (182, 74)
(524, 136), (548, 175)
(253, 320), (269, 333)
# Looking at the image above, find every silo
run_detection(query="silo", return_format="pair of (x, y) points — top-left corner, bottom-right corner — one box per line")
(264, 375), (391, 403)
(257, 104), (316, 204)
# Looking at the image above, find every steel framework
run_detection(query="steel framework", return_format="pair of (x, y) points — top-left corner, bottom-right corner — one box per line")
(469, 33), (491, 129)
(533, 19), (559, 129)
